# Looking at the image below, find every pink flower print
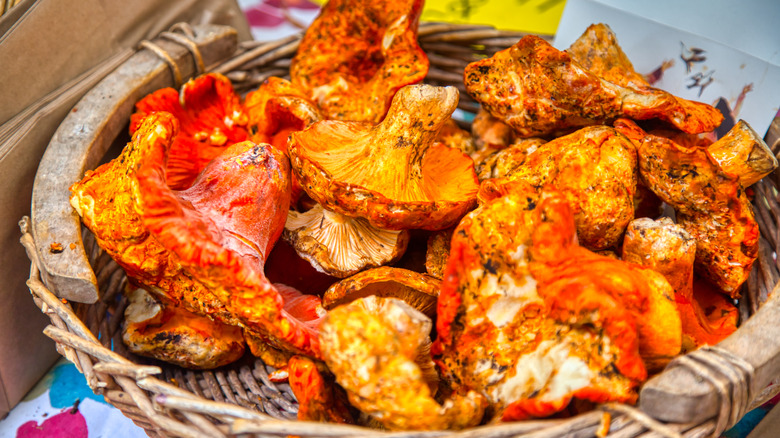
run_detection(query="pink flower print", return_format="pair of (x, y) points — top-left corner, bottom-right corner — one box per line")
(16, 409), (88, 438)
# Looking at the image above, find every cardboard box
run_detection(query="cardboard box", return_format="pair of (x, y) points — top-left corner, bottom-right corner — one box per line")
(0, 0), (251, 418)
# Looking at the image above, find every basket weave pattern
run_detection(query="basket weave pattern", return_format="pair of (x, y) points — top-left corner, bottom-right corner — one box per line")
(20, 22), (780, 438)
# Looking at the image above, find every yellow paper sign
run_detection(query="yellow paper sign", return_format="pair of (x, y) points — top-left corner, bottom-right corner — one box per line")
(420, 0), (566, 35)
(308, 0), (566, 36)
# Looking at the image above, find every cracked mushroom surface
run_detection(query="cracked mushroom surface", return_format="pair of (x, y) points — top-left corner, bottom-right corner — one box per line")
(464, 35), (723, 138)
(322, 266), (440, 317)
(319, 296), (486, 430)
(126, 112), (325, 358)
(476, 137), (547, 181)
(433, 189), (681, 420)
(70, 112), (236, 325)
(481, 125), (638, 250)
(287, 355), (355, 423)
(633, 125), (759, 296)
(284, 204), (409, 278)
(122, 287), (245, 369)
(622, 217), (738, 350)
(289, 0), (428, 123)
(289, 84), (479, 230)
(425, 228), (454, 279)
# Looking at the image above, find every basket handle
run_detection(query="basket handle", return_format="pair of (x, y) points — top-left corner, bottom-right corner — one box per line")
(30, 23), (239, 303)
(640, 281), (780, 435)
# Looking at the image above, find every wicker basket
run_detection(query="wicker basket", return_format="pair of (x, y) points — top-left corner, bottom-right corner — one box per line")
(20, 21), (780, 438)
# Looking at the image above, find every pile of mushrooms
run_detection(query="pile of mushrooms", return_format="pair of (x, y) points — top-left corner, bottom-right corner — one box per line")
(69, 1), (776, 432)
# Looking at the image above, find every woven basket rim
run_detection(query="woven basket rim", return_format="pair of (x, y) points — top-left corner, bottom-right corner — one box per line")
(21, 19), (780, 438)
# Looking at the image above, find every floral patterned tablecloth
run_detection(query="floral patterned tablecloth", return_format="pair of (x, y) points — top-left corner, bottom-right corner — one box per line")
(0, 359), (146, 438)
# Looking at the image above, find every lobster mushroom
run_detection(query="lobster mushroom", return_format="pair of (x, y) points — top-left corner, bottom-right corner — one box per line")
(289, 0), (429, 123)
(289, 84), (479, 231)
(319, 296), (487, 430)
(130, 73), (250, 190)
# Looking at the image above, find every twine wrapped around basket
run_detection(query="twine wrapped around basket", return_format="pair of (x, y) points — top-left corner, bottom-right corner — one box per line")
(21, 20), (780, 438)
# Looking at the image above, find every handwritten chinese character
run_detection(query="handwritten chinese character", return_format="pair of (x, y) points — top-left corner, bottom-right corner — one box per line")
(680, 42), (706, 73)
(686, 70), (715, 97)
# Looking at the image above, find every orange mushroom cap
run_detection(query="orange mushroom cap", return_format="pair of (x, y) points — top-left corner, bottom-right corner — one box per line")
(321, 266), (440, 317)
(529, 196), (681, 374)
(621, 217), (737, 351)
(433, 189), (670, 420)
(289, 84), (479, 231)
(133, 112), (323, 358)
(320, 296), (486, 430)
(290, 0), (428, 122)
(70, 112), (236, 325)
(122, 286), (245, 370)
(130, 73), (250, 189)
(633, 126), (759, 296)
(566, 23), (650, 90)
(471, 107), (515, 151)
(476, 125), (638, 250)
(245, 76), (322, 153)
(244, 77), (323, 205)
(464, 35), (722, 138)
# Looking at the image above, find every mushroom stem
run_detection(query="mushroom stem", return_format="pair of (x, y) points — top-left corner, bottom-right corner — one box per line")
(379, 84), (459, 138)
(371, 84), (460, 181)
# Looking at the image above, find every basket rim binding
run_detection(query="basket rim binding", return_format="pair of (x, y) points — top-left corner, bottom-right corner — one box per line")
(21, 21), (780, 438)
